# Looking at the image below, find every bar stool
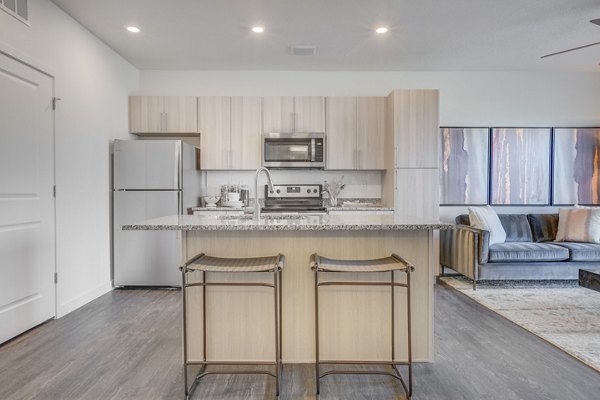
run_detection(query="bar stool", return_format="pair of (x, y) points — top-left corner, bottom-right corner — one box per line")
(180, 253), (284, 399)
(310, 253), (414, 399)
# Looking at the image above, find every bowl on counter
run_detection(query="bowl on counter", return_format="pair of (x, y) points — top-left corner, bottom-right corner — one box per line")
(202, 195), (220, 208)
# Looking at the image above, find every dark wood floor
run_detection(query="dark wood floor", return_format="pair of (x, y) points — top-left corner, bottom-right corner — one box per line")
(1, 284), (599, 400)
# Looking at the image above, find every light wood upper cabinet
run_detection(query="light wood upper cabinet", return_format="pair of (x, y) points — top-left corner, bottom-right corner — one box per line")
(163, 96), (198, 133)
(198, 96), (231, 169)
(357, 97), (386, 170)
(199, 96), (262, 170)
(294, 96), (325, 132)
(326, 96), (385, 170)
(129, 96), (197, 136)
(326, 97), (357, 169)
(230, 97), (262, 169)
(392, 90), (439, 168)
(262, 96), (324, 133)
(262, 96), (294, 133)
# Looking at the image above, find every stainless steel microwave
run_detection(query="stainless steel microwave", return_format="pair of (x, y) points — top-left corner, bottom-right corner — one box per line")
(262, 132), (325, 169)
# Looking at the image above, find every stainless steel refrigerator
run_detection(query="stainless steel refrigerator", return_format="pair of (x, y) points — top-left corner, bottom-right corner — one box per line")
(112, 139), (201, 286)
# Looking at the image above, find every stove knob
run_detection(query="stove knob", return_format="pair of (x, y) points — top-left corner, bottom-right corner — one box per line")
(276, 189), (281, 194)
(313, 189), (318, 194)
(307, 189), (311, 193)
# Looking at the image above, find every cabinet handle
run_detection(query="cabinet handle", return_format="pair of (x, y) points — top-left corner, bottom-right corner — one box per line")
(395, 169), (398, 190)
(165, 112), (168, 132)
(160, 112), (164, 132)
(394, 146), (397, 168)
(358, 150), (361, 169)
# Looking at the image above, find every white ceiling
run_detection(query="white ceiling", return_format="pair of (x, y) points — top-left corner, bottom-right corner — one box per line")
(51, 0), (600, 71)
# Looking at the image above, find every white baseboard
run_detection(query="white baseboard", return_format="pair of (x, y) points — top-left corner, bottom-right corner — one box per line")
(57, 281), (113, 318)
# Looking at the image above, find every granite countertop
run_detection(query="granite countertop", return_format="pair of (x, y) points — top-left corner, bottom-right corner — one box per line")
(123, 214), (453, 231)
(328, 206), (394, 211)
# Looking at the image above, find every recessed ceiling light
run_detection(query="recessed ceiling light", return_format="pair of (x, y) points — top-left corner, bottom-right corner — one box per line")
(126, 26), (140, 33)
(252, 26), (265, 33)
(375, 27), (389, 34)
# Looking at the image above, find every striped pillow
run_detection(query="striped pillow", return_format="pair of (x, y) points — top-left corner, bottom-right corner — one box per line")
(556, 208), (600, 243)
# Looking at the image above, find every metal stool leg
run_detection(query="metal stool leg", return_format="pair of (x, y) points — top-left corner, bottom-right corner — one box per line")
(407, 267), (413, 398)
(181, 267), (189, 399)
(391, 270), (395, 369)
(202, 271), (207, 368)
(274, 270), (280, 397)
(314, 268), (320, 395)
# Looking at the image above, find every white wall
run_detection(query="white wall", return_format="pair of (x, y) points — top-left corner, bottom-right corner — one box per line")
(139, 70), (600, 219)
(137, 70), (600, 126)
(0, 0), (139, 317)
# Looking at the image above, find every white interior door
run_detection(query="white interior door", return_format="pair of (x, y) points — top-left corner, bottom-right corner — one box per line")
(0, 53), (55, 344)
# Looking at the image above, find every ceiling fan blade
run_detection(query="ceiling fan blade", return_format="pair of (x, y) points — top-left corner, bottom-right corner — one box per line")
(591, 19), (600, 26)
(541, 41), (600, 58)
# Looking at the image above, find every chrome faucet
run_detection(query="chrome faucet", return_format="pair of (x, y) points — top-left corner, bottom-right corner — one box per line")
(254, 167), (275, 221)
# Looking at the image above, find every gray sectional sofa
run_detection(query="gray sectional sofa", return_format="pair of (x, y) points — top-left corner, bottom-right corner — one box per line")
(440, 213), (600, 289)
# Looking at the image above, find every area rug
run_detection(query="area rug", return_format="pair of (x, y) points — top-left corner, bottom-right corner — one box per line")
(439, 276), (600, 372)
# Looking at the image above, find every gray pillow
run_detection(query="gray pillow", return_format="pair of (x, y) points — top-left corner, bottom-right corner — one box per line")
(527, 214), (559, 242)
(498, 214), (533, 242)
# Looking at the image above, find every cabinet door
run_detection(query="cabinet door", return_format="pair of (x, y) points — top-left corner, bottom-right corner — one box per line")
(357, 97), (386, 170)
(394, 90), (439, 168)
(394, 168), (439, 219)
(129, 96), (163, 133)
(294, 96), (325, 132)
(164, 96), (198, 133)
(198, 96), (231, 169)
(231, 96), (262, 169)
(326, 96), (357, 169)
(262, 96), (294, 133)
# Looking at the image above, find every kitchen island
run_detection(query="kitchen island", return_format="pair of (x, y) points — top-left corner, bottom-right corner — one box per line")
(124, 214), (451, 364)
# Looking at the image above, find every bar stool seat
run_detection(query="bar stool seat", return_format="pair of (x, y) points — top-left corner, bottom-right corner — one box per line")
(181, 253), (284, 399)
(187, 254), (282, 273)
(312, 255), (409, 273)
(311, 253), (414, 399)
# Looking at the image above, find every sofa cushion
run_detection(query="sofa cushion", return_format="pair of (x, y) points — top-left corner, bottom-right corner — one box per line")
(528, 214), (559, 242)
(553, 242), (600, 262)
(488, 242), (570, 263)
(498, 214), (533, 242)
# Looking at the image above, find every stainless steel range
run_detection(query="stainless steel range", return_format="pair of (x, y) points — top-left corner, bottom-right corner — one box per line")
(262, 184), (326, 213)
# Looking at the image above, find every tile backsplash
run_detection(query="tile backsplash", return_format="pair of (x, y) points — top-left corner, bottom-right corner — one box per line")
(201, 170), (383, 201)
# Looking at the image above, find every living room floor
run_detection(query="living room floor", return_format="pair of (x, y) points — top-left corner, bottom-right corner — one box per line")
(0, 284), (599, 400)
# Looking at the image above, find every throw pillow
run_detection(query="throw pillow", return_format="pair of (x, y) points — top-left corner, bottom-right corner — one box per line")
(556, 208), (600, 243)
(468, 206), (507, 245)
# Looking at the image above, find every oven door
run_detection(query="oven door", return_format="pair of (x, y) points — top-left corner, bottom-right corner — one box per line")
(263, 137), (325, 168)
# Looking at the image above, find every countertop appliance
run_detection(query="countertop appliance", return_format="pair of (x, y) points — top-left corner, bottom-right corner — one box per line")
(262, 184), (326, 213)
(112, 139), (201, 287)
(262, 132), (325, 169)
